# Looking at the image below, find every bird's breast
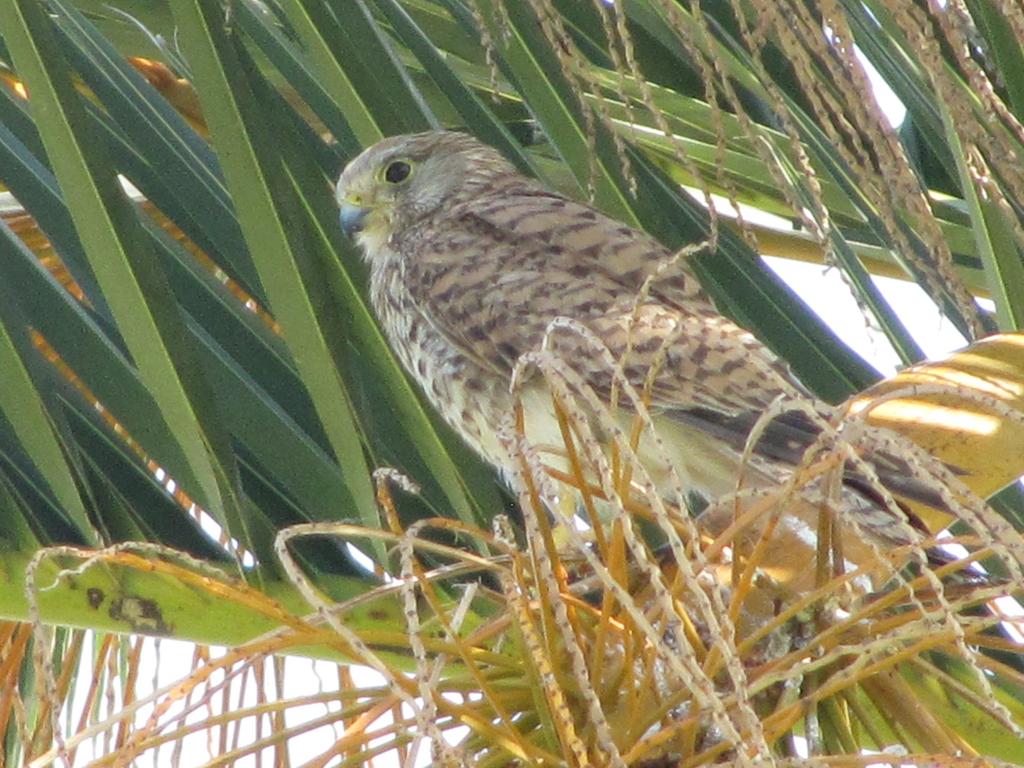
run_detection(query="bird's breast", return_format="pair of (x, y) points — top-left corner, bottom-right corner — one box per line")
(370, 260), (512, 465)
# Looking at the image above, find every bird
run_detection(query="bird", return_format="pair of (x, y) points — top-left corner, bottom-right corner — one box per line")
(334, 130), (945, 550)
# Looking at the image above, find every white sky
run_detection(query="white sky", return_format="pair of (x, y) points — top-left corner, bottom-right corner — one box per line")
(767, 256), (975, 377)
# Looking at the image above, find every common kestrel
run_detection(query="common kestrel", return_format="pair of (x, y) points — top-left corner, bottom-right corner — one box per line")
(335, 130), (940, 546)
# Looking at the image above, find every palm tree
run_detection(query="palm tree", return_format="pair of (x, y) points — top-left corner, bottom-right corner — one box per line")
(1, 0), (1024, 764)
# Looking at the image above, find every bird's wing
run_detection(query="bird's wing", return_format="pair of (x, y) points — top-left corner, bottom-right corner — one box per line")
(405, 186), (802, 416)
(672, 406), (957, 513)
(407, 187), (951, 520)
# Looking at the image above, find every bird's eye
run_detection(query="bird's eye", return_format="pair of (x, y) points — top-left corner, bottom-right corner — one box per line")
(383, 160), (412, 184)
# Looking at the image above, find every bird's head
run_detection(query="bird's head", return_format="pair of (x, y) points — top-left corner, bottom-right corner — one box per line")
(335, 131), (518, 258)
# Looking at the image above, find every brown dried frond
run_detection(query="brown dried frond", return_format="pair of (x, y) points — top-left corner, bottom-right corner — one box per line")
(19, 401), (1024, 767)
(489, 327), (1023, 764)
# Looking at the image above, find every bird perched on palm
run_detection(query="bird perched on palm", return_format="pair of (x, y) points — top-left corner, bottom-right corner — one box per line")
(335, 130), (943, 550)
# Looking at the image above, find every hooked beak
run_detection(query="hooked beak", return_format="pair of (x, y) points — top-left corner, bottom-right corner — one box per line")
(339, 202), (368, 238)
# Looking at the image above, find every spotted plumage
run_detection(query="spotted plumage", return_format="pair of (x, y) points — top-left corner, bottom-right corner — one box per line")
(336, 130), (938, 545)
